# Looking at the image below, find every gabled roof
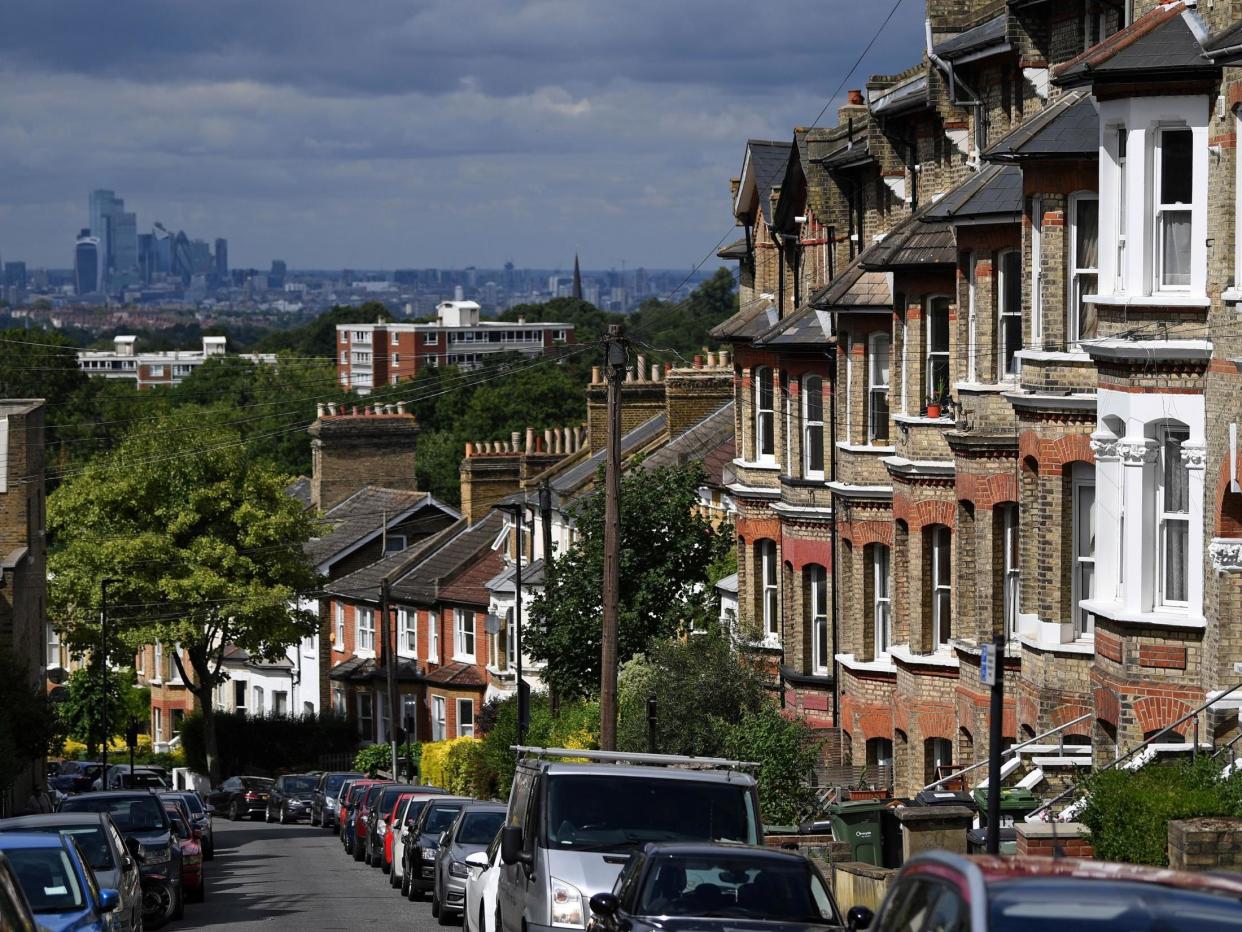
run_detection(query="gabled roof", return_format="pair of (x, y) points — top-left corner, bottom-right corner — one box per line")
(773, 136), (809, 234)
(388, 511), (507, 606)
(638, 401), (736, 487)
(811, 253), (892, 313)
(983, 89), (1097, 162)
(709, 301), (780, 342)
(1204, 20), (1242, 59)
(733, 140), (793, 225)
(304, 486), (448, 569)
(870, 73), (928, 117)
(859, 211), (956, 271)
(324, 518), (467, 604)
(550, 413), (668, 497)
(920, 163), (1022, 223)
(327, 656), (424, 683)
(934, 13), (1009, 61)
(287, 477), (311, 507)
(1054, 3), (1215, 86)
(753, 302), (834, 347)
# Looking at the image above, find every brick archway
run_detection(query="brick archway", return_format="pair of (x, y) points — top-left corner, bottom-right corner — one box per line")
(916, 710), (957, 740)
(1132, 695), (1193, 737)
(1094, 687), (1120, 728)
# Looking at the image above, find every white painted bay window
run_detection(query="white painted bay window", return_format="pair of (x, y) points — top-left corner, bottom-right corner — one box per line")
(1000, 504), (1020, 637)
(1068, 193), (1099, 344)
(1072, 464), (1096, 638)
(803, 375), (825, 478)
(998, 250), (1022, 379)
(872, 544), (892, 656)
(1158, 424), (1191, 607)
(808, 566), (828, 675)
(758, 540), (779, 640)
(754, 367), (776, 462)
(930, 526), (952, 646)
(1156, 128), (1193, 291)
(868, 335), (890, 443)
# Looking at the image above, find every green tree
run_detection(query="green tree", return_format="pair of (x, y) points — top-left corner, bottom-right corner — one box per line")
(525, 463), (729, 698)
(47, 409), (322, 781)
(254, 301), (392, 357)
(0, 327), (87, 404)
(59, 666), (151, 756)
(627, 268), (738, 359)
(724, 706), (821, 825)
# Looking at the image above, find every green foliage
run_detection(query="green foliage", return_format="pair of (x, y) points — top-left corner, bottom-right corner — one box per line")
(0, 648), (56, 793)
(723, 706), (821, 826)
(58, 666), (150, 752)
(179, 711), (357, 777)
(254, 302), (392, 357)
(1078, 757), (1242, 865)
(353, 742), (421, 778)
(0, 327), (87, 403)
(421, 738), (487, 795)
(477, 695), (601, 798)
(627, 269), (739, 360)
(526, 463), (730, 699)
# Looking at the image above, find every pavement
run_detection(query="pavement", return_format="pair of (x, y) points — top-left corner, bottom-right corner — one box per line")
(177, 814), (447, 931)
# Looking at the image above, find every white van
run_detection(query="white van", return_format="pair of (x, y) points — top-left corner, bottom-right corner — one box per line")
(497, 748), (763, 932)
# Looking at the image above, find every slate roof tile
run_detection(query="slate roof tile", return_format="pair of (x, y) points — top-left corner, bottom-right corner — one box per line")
(921, 163), (1023, 222)
(934, 13), (1008, 61)
(983, 89), (1097, 161)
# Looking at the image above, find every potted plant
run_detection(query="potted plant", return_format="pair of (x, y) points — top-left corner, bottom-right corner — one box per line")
(926, 378), (947, 419)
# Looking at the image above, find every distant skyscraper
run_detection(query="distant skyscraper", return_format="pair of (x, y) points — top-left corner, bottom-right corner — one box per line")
(572, 254), (583, 300)
(3, 261), (27, 291)
(172, 232), (193, 283)
(112, 210), (138, 288)
(268, 259), (286, 289)
(214, 238), (228, 278)
(137, 233), (155, 283)
(74, 229), (101, 294)
(189, 239), (212, 275)
(88, 190), (118, 283)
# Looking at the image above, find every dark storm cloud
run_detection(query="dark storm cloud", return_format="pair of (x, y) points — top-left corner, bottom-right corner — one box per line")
(0, 1), (924, 268)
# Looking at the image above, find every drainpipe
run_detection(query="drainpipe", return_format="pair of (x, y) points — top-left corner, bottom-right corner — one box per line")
(925, 19), (984, 108)
(828, 344), (841, 747)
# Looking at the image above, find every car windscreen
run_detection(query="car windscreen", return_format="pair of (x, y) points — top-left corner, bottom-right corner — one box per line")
(11, 827), (113, 873)
(176, 794), (205, 815)
(405, 800), (429, 825)
(166, 813), (191, 841)
(987, 879), (1242, 932)
(637, 855), (833, 922)
(326, 774), (357, 795)
(364, 785), (389, 807)
(378, 788), (412, 813)
(120, 773), (166, 789)
(424, 805), (464, 835)
(4, 846), (84, 912)
(458, 811), (506, 845)
(61, 795), (170, 834)
(545, 775), (756, 852)
(281, 777), (318, 794)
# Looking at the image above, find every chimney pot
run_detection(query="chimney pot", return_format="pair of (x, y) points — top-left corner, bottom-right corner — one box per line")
(525, 427), (535, 455)
(396, 401), (406, 414)
(651, 363), (660, 382)
(465, 442), (474, 457)
(351, 405), (359, 416)
(317, 403), (325, 418)
(591, 366), (601, 385)
(848, 89), (864, 106)
(694, 355), (704, 369)
(511, 431), (522, 451)
(636, 355), (647, 381)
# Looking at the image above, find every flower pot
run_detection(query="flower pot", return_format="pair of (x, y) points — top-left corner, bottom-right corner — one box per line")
(926, 403), (942, 419)
(846, 788), (889, 801)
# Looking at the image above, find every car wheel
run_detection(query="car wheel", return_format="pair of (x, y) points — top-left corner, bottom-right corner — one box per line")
(279, 806), (287, 825)
(229, 801), (240, 822)
(173, 888), (184, 921)
(408, 878), (422, 902)
(189, 883), (205, 904)
(401, 864), (412, 897)
(203, 841), (214, 861)
(353, 839), (365, 862)
(437, 899), (453, 926)
(141, 882), (175, 930)
(431, 887), (441, 919)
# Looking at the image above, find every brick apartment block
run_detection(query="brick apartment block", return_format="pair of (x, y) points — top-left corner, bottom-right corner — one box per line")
(714, 0), (1242, 796)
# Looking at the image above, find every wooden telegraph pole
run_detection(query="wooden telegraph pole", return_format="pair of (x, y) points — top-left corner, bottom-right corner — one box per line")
(600, 324), (626, 750)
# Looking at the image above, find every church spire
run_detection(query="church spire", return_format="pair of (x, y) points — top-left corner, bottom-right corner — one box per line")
(572, 253), (583, 300)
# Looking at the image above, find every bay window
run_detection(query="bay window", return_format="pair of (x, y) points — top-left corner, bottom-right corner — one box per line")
(1115, 127), (1127, 292)
(754, 367), (775, 462)
(758, 540), (779, 640)
(803, 376), (824, 478)
(997, 250), (1022, 379)
(808, 566), (828, 675)
(926, 296), (950, 406)
(1072, 465), (1096, 638)
(431, 696), (445, 741)
(1156, 128), (1193, 290)
(872, 544), (892, 656)
(868, 334), (890, 443)
(1158, 425), (1191, 606)
(930, 526), (952, 646)
(399, 608), (416, 655)
(1068, 193), (1099, 344)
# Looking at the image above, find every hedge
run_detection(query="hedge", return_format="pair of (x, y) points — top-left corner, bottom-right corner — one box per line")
(421, 737), (487, 796)
(179, 711), (357, 777)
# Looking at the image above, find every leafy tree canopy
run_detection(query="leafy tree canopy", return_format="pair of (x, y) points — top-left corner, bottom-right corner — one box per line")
(0, 648), (56, 793)
(254, 301), (392, 357)
(59, 666), (150, 754)
(0, 327), (87, 404)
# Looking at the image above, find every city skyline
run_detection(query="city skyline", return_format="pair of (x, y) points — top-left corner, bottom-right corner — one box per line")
(0, 0), (922, 270)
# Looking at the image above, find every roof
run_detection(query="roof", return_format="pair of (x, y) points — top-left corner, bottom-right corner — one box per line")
(486, 559), (546, 593)
(816, 137), (873, 171)
(0, 813), (111, 830)
(983, 89), (1097, 162)
(304, 487), (433, 568)
(811, 254), (892, 313)
(717, 237), (749, 260)
(921, 163), (1022, 223)
(326, 519), (466, 604)
(550, 413), (667, 496)
(860, 211), (956, 271)
(870, 73), (928, 116)
(641, 842), (810, 862)
(639, 402), (736, 487)
(709, 301), (780, 342)
(221, 645), (294, 671)
(1204, 20), (1242, 58)
(287, 477), (312, 507)
(0, 832), (65, 849)
(326, 656), (424, 683)
(1054, 4), (1215, 86)
(715, 571), (738, 594)
(753, 302), (833, 347)
(423, 661), (488, 688)
(934, 13), (1008, 61)
(521, 760), (752, 784)
(734, 140), (794, 225)
(389, 511), (508, 605)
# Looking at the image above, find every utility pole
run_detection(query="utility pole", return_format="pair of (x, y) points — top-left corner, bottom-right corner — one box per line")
(381, 577), (398, 778)
(985, 633), (1005, 855)
(538, 483), (557, 716)
(600, 324), (626, 750)
(512, 504), (528, 745)
(100, 578), (116, 776)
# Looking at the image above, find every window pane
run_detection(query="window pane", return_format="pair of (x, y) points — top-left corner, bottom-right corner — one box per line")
(1161, 129), (1193, 205)
(936, 592), (951, 642)
(1003, 250), (1022, 309)
(1002, 314), (1023, 376)
(1074, 274), (1098, 342)
(871, 337), (890, 386)
(1165, 520), (1188, 602)
(929, 299), (949, 352)
(807, 426), (824, 472)
(1076, 199), (1099, 269)
(870, 391), (890, 442)
(930, 357), (950, 399)
(1161, 212), (1192, 287)
(805, 377), (822, 422)
(1078, 484), (1096, 557)
(758, 369), (773, 411)
(759, 412), (774, 456)
(1164, 430), (1190, 513)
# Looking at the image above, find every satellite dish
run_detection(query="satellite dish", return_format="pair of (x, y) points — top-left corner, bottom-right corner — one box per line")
(49, 686), (70, 703)
(46, 667), (69, 686)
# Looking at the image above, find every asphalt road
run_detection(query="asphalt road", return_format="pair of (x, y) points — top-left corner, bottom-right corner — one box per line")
(177, 814), (447, 931)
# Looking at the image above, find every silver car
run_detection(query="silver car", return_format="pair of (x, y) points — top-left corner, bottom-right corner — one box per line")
(432, 803), (506, 925)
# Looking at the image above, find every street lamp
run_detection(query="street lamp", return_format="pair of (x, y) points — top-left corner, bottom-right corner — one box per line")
(99, 578), (118, 776)
(497, 502), (528, 745)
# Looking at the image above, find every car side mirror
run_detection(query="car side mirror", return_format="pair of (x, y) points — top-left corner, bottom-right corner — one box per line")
(122, 855), (135, 872)
(590, 893), (620, 917)
(125, 837), (141, 859)
(465, 851), (489, 868)
(98, 888), (120, 913)
(847, 906), (874, 931)
(439, 830), (448, 846)
(500, 826), (524, 865)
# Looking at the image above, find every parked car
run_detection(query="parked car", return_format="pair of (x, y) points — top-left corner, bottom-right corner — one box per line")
(342, 781), (382, 855)
(49, 761), (102, 796)
(161, 791), (213, 860)
(312, 772), (362, 829)
(405, 797), (471, 901)
(0, 812), (142, 932)
(587, 843), (844, 932)
(433, 802), (506, 924)
(380, 792), (416, 874)
(464, 831), (504, 932)
(163, 806), (204, 903)
(0, 831), (122, 932)
(92, 766), (168, 792)
(496, 749), (762, 932)
(266, 774), (319, 824)
(857, 852), (1242, 932)
(353, 783), (395, 862)
(366, 784), (424, 868)
(0, 850), (37, 932)
(208, 776), (274, 821)
(395, 793), (450, 896)
(58, 790), (184, 929)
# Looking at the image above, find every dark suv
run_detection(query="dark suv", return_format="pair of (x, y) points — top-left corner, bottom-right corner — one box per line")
(405, 797), (470, 900)
(353, 783), (394, 862)
(312, 772), (361, 829)
(266, 774), (319, 824)
(208, 776), (273, 821)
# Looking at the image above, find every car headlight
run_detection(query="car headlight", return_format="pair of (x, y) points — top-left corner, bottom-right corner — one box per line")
(449, 860), (469, 878)
(141, 844), (172, 865)
(549, 878), (585, 928)
(378, 822), (387, 836)
(421, 846), (437, 861)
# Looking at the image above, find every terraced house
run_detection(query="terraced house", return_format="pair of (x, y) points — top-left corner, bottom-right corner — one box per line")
(716, 0), (1242, 798)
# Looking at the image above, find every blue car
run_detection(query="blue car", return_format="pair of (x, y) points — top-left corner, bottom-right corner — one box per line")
(0, 832), (120, 932)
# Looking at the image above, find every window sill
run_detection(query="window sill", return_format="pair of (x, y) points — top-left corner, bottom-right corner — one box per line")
(893, 414), (953, 427)
(453, 654), (477, 665)
(1085, 292), (1211, 309)
(835, 442), (896, 454)
(834, 652), (898, 674)
(1223, 288), (1242, 304)
(354, 649), (376, 659)
(954, 381), (1012, 394)
(887, 643), (959, 668)
(1080, 599), (1206, 630)
(733, 458), (782, 471)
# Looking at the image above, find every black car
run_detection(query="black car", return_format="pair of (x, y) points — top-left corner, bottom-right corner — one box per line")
(365, 784), (423, 868)
(266, 774), (319, 824)
(405, 797), (470, 900)
(161, 791), (214, 860)
(49, 761), (102, 796)
(312, 771), (362, 829)
(588, 843), (845, 932)
(207, 776), (274, 821)
(58, 790), (185, 926)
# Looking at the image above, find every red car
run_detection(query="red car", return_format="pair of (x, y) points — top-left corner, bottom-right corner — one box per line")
(164, 806), (204, 903)
(352, 783), (394, 861)
(853, 851), (1242, 932)
(382, 792), (415, 872)
(341, 780), (381, 854)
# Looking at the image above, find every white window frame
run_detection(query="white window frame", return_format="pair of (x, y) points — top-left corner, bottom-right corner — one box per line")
(428, 611), (439, 662)
(233, 680), (247, 713)
(392, 331), (400, 345)
(997, 249), (1022, 381)
(334, 603), (345, 651)
(1001, 504), (1020, 638)
(1154, 126), (1194, 293)
(47, 625), (60, 669)
(867, 334), (890, 444)
(1072, 465), (1096, 639)
(783, 374), (792, 471)
(873, 544), (892, 656)
(253, 685), (264, 714)
(1030, 200), (1043, 342)
(431, 695), (446, 741)
(454, 608), (476, 661)
(153, 642), (163, 683)
(926, 296), (950, 407)
(931, 526), (952, 647)
(1067, 192), (1099, 346)
(425, 331), (439, 345)
(966, 253), (978, 381)
(153, 708), (163, 744)
(357, 607), (375, 653)
(1156, 424), (1191, 608)
(399, 608), (417, 656)
(803, 375), (825, 479)
(809, 566), (829, 676)
(758, 540), (779, 640)
(843, 336), (853, 443)
(457, 698), (475, 738)
(1114, 127), (1127, 293)
(273, 691), (288, 717)
(754, 367), (776, 463)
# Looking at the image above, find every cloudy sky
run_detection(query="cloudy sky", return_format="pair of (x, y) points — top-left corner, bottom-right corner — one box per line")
(0, 1), (922, 271)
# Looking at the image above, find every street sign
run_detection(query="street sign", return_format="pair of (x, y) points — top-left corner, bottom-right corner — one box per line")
(980, 643), (997, 686)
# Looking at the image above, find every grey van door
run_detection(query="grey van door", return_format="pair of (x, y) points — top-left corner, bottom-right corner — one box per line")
(499, 770), (536, 932)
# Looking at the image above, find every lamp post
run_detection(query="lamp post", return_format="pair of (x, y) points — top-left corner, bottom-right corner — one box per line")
(498, 503), (527, 745)
(100, 578), (118, 776)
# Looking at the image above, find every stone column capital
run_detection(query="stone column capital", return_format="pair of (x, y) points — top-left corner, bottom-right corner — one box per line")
(1180, 440), (1207, 470)
(1117, 437), (1158, 467)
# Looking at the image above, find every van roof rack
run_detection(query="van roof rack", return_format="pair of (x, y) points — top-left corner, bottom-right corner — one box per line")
(512, 746), (759, 771)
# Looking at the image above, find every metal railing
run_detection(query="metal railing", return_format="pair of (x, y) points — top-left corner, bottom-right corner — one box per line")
(921, 712), (1093, 792)
(512, 746), (759, 770)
